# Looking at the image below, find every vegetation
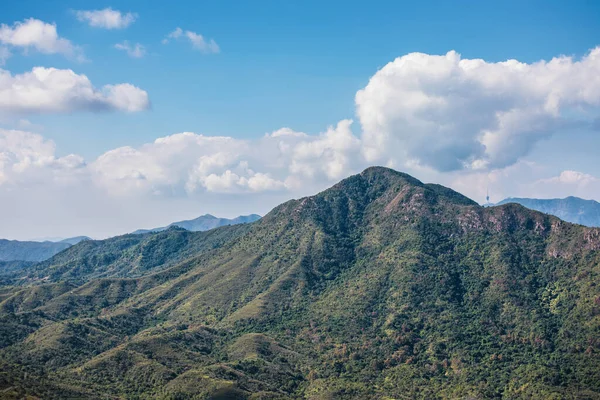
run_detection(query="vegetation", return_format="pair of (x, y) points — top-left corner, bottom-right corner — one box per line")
(1, 167), (599, 399)
(3, 224), (252, 285)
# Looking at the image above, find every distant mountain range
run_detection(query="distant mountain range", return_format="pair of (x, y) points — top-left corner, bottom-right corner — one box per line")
(132, 213), (261, 234)
(0, 236), (90, 262)
(0, 214), (261, 263)
(496, 196), (600, 227)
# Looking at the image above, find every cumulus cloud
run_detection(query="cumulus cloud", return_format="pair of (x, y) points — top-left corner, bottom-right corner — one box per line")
(75, 8), (137, 29)
(114, 41), (146, 58)
(0, 67), (150, 114)
(92, 120), (359, 195)
(0, 128), (86, 187)
(356, 47), (600, 172)
(0, 119), (361, 195)
(285, 119), (361, 182)
(162, 27), (219, 53)
(0, 18), (84, 61)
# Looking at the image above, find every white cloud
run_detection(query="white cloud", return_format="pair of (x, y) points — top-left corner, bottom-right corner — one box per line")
(75, 8), (137, 29)
(195, 169), (285, 194)
(114, 41), (145, 58)
(162, 27), (219, 53)
(0, 128), (86, 187)
(542, 170), (598, 186)
(269, 127), (309, 138)
(162, 27), (182, 44)
(90, 120), (361, 196)
(0, 18), (84, 61)
(0, 67), (150, 114)
(185, 31), (219, 53)
(356, 47), (600, 172)
(0, 119), (361, 198)
(286, 119), (361, 182)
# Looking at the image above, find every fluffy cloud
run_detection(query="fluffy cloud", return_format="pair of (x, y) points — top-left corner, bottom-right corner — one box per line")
(0, 119), (361, 194)
(114, 41), (146, 58)
(192, 169), (286, 194)
(92, 120), (359, 195)
(0, 67), (150, 114)
(162, 28), (219, 54)
(284, 119), (361, 182)
(356, 48), (600, 172)
(75, 8), (137, 29)
(0, 18), (84, 61)
(541, 170), (598, 186)
(0, 128), (86, 186)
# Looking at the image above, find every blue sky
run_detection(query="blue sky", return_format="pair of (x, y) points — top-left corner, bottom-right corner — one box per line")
(1, 1), (600, 239)
(3, 0), (599, 158)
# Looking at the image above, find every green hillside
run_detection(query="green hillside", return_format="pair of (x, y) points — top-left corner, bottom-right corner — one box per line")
(3, 224), (251, 285)
(1, 167), (599, 399)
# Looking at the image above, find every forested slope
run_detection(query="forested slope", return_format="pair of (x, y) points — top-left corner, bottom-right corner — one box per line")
(1, 167), (599, 399)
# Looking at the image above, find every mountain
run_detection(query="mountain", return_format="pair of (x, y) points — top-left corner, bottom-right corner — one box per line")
(496, 196), (600, 227)
(1, 167), (599, 399)
(0, 239), (72, 262)
(1, 225), (252, 286)
(0, 236), (91, 263)
(58, 236), (91, 245)
(132, 213), (262, 234)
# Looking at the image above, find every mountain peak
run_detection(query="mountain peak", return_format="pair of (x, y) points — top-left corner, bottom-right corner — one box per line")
(267, 167), (477, 229)
(356, 166), (426, 188)
(360, 165), (421, 179)
(331, 167), (476, 207)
